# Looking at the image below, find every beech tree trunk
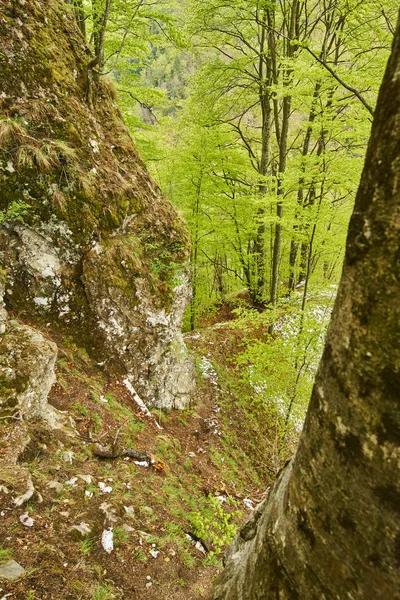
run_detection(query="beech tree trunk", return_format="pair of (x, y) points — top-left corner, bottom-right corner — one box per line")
(211, 15), (400, 600)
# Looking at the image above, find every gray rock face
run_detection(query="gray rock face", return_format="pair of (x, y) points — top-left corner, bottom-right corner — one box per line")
(1, 218), (195, 410)
(0, 219), (80, 320)
(0, 283), (61, 427)
(0, 560), (26, 581)
(0, 320), (60, 427)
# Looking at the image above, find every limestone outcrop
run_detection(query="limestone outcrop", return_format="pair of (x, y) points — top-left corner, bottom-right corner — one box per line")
(0, 0), (195, 409)
(0, 280), (62, 506)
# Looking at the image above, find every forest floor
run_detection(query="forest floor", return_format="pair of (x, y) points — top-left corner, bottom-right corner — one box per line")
(0, 310), (295, 600)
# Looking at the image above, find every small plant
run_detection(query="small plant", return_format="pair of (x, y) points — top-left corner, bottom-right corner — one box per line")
(188, 495), (242, 557)
(113, 527), (129, 547)
(0, 118), (26, 145)
(0, 200), (30, 225)
(81, 537), (96, 556)
(92, 412), (102, 432)
(90, 584), (115, 600)
(135, 548), (147, 562)
(0, 545), (12, 564)
(72, 401), (89, 416)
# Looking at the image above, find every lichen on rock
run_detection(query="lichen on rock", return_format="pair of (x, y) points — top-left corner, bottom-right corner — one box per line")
(0, 0), (195, 409)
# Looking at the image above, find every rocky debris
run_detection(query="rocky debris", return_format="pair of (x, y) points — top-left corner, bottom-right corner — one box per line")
(47, 481), (64, 494)
(70, 522), (92, 539)
(185, 532), (208, 554)
(101, 528), (114, 554)
(0, 279), (7, 335)
(19, 512), (34, 527)
(0, 278), (61, 428)
(0, 284), (64, 507)
(98, 481), (113, 494)
(0, 560), (25, 582)
(99, 502), (118, 525)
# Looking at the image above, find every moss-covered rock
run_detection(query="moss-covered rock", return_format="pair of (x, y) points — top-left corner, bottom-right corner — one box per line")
(0, 0), (195, 408)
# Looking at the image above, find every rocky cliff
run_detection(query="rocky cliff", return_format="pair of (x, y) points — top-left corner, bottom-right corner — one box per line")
(0, 0), (195, 409)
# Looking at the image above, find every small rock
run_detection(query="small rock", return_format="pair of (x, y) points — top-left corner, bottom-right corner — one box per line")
(19, 513), (34, 527)
(122, 524), (134, 533)
(65, 477), (78, 486)
(70, 522), (91, 539)
(243, 498), (255, 510)
(61, 451), (74, 464)
(123, 505), (134, 516)
(149, 550), (159, 559)
(47, 481), (64, 494)
(99, 502), (118, 524)
(98, 482), (112, 494)
(101, 528), (114, 554)
(0, 560), (25, 581)
(0, 486), (9, 494)
(78, 474), (92, 485)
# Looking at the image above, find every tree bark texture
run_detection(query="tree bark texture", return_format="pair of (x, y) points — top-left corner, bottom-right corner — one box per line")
(211, 15), (400, 600)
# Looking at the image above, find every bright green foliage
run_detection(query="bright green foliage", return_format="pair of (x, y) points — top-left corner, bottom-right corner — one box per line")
(122, 0), (397, 320)
(0, 200), (30, 224)
(233, 295), (334, 428)
(189, 495), (242, 559)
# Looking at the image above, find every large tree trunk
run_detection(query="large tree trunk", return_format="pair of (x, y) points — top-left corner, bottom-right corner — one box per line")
(211, 15), (400, 600)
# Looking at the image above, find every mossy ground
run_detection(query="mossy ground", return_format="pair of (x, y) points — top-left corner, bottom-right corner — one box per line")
(0, 308), (294, 600)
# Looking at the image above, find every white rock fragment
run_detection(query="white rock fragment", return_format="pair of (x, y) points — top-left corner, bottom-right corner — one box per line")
(71, 522), (91, 537)
(65, 477), (78, 486)
(149, 550), (159, 559)
(61, 451), (74, 464)
(19, 513), (34, 527)
(101, 528), (114, 554)
(243, 498), (255, 510)
(98, 482), (112, 494)
(195, 541), (207, 554)
(123, 378), (162, 429)
(78, 474), (92, 485)
(89, 139), (99, 153)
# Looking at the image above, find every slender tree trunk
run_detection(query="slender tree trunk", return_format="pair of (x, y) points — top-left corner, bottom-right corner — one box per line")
(73, 0), (86, 38)
(211, 17), (400, 599)
(251, 8), (272, 305)
(270, 0), (298, 307)
(190, 179), (202, 331)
